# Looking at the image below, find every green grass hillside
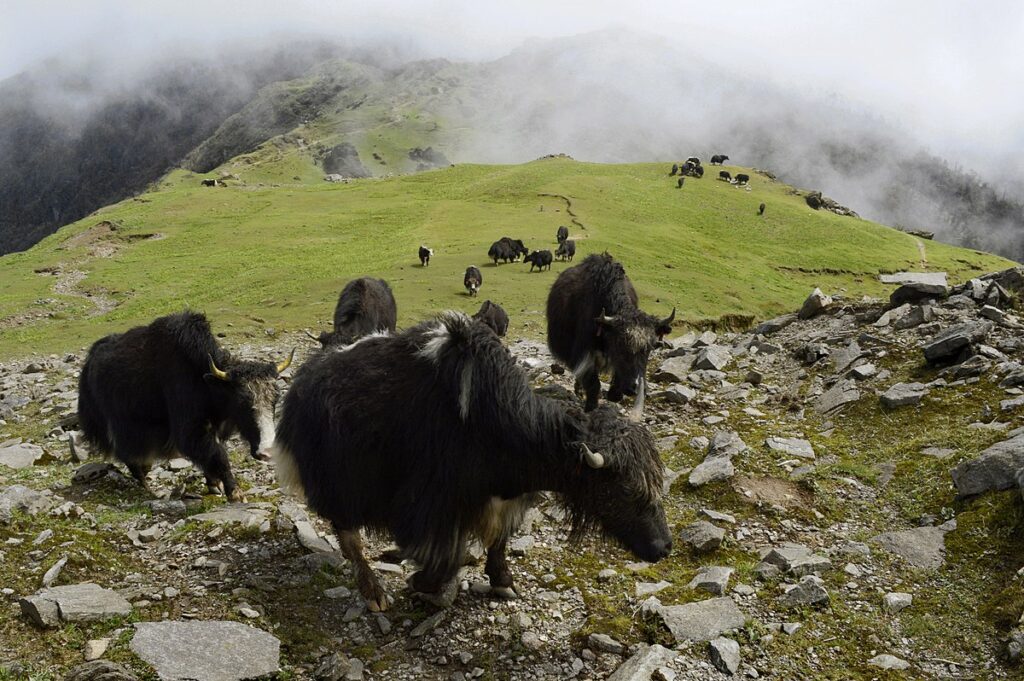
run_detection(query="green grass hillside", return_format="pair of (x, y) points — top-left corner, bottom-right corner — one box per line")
(0, 157), (1012, 359)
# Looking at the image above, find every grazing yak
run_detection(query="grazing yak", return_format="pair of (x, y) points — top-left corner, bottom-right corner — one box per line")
(78, 311), (293, 501)
(524, 250), (553, 272)
(669, 164), (678, 176)
(464, 266), (483, 296)
(759, 202), (766, 216)
(418, 245), (433, 266)
(487, 237), (528, 265)
(272, 311), (672, 610)
(735, 173), (750, 185)
(473, 300), (509, 336)
(710, 154), (730, 165)
(547, 253), (674, 415)
(557, 225), (569, 244)
(676, 177), (684, 189)
(555, 239), (576, 262)
(686, 156), (700, 165)
(313, 278), (397, 348)
(719, 171), (732, 181)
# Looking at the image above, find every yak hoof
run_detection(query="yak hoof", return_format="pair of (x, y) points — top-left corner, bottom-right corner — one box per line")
(365, 592), (391, 613)
(227, 488), (247, 503)
(206, 482), (224, 496)
(490, 586), (518, 600)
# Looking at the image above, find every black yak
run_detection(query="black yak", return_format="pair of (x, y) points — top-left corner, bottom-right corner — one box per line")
(735, 173), (750, 184)
(418, 245), (433, 266)
(464, 266), (483, 296)
(272, 311), (671, 610)
(547, 253), (674, 415)
(313, 278), (397, 348)
(524, 250), (553, 272)
(555, 239), (576, 262)
(759, 202), (766, 216)
(710, 154), (730, 165)
(473, 300), (509, 336)
(676, 177), (684, 189)
(719, 171), (732, 181)
(487, 237), (527, 265)
(557, 225), (569, 243)
(669, 164), (678, 176)
(78, 311), (293, 501)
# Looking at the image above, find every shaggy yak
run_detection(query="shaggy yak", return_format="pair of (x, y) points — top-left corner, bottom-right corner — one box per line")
(273, 311), (671, 610)
(312, 277), (397, 348)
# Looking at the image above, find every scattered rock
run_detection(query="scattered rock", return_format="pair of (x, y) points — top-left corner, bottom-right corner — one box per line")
(679, 521), (725, 553)
(880, 382), (929, 408)
(695, 346), (732, 372)
(764, 437), (815, 460)
(0, 442), (47, 469)
(688, 566), (733, 595)
(72, 463), (116, 485)
(778, 575), (829, 608)
(636, 581), (671, 598)
(655, 597), (745, 642)
(708, 637), (740, 675)
(21, 583), (132, 628)
(879, 272), (947, 287)
(588, 633), (627, 655)
(867, 654), (910, 671)
(190, 504), (270, 528)
(950, 430), (1024, 497)
(131, 621), (280, 681)
(871, 525), (948, 569)
(889, 282), (947, 307)
(924, 321), (993, 364)
(688, 457), (735, 487)
(83, 639), (110, 661)
(798, 288), (832, 320)
(753, 314), (796, 336)
(883, 592), (913, 613)
(815, 380), (860, 413)
(708, 431), (748, 458)
(608, 644), (678, 681)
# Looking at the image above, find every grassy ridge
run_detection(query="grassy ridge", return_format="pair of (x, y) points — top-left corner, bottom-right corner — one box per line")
(0, 157), (1012, 358)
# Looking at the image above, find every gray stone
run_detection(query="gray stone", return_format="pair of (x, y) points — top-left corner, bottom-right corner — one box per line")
(509, 535), (534, 556)
(1001, 395), (1024, 412)
(778, 575), (829, 608)
(849, 363), (876, 380)
(598, 569), (618, 582)
(654, 385), (697, 404)
(695, 346), (732, 372)
(798, 288), (831, 320)
(867, 654), (910, 671)
(880, 382), (929, 408)
(0, 442), (46, 469)
(588, 633), (626, 655)
(679, 521), (725, 553)
(921, 446), (955, 459)
(324, 586), (351, 599)
(831, 341), (864, 374)
(131, 621), (280, 681)
(190, 504), (270, 528)
(871, 525), (947, 569)
(653, 357), (693, 383)
(145, 499), (187, 517)
(765, 437), (815, 460)
(0, 485), (57, 524)
(980, 305), (1006, 323)
(688, 457), (734, 487)
(410, 611), (445, 637)
(83, 638), (110, 661)
(815, 380), (860, 413)
(702, 509), (736, 524)
(952, 355), (991, 379)
(893, 305), (934, 330)
(950, 431), (1024, 497)
(42, 556), (68, 587)
(1008, 628), (1024, 662)
(708, 637), (740, 675)
(890, 282), (947, 307)
(608, 645), (678, 681)
(753, 314), (796, 336)
(314, 652), (353, 681)
(708, 431), (747, 458)
(20, 583), (131, 628)
(883, 592), (913, 613)
(294, 521), (334, 553)
(693, 331), (718, 347)
(636, 581), (671, 598)
(656, 597), (745, 642)
(924, 321), (992, 364)
(73, 463), (116, 484)
(688, 566), (733, 595)
(879, 272), (947, 287)
(63, 661), (138, 681)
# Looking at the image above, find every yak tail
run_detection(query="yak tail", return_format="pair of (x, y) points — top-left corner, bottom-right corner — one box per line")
(271, 443), (306, 501)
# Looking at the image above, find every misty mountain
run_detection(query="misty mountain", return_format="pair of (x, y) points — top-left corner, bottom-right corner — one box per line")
(1, 30), (1021, 259)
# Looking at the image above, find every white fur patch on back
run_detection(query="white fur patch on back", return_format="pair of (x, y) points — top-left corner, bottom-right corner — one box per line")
(417, 322), (451, 363)
(335, 329), (391, 353)
(271, 443), (306, 501)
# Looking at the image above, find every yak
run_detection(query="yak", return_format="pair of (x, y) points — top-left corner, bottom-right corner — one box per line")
(669, 164), (678, 176)
(313, 278), (397, 348)
(272, 311), (672, 610)
(464, 266), (483, 296)
(735, 173), (750, 185)
(759, 202), (766, 216)
(557, 225), (569, 244)
(524, 250), (553, 272)
(710, 154), (730, 165)
(547, 253), (674, 415)
(78, 311), (293, 501)
(555, 239), (576, 262)
(719, 171), (732, 181)
(418, 245), (433, 266)
(676, 177), (684, 189)
(473, 300), (509, 336)
(488, 237), (527, 265)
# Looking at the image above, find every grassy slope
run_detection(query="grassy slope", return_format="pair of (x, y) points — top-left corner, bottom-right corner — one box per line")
(0, 156), (1013, 359)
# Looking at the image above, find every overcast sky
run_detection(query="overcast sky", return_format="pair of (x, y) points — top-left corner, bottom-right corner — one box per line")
(3, 0), (1023, 169)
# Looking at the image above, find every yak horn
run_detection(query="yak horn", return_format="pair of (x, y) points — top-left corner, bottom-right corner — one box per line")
(661, 307), (676, 327)
(303, 329), (320, 343)
(276, 348), (295, 374)
(596, 308), (616, 324)
(629, 376), (646, 422)
(581, 443), (605, 469)
(208, 355), (230, 381)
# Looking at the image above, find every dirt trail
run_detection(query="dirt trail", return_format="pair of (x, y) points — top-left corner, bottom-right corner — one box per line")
(915, 238), (928, 267)
(537, 193), (586, 232)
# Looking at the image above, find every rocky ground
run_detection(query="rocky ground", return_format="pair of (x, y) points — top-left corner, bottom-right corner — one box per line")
(3, 269), (1024, 680)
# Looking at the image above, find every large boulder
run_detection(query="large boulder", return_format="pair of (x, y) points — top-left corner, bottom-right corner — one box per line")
(923, 321), (993, 365)
(131, 621), (281, 681)
(798, 288), (832, 320)
(321, 143), (370, 179)
(654, 597), (745, 642)
(0, 485), (58, 524)
(889, 282), (947, 307)
(20, 584), (132, 628)
(950, 430), (1024, 497)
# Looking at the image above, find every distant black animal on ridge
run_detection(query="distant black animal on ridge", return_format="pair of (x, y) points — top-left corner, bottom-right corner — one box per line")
(473, 300), (509, 336)
(78, 311), (293, 502)
(547, 253), (674, 415)
(314, 277), (397, 348)
(464, 266), (483, 296)
(556, 225), (569, 243)
(759, 202), (766, 216)
(710, 154), (730, 165)
(719, 171), (732, 181)
(676, 177), (684, 188)
(735, 173), (750, 185)
(524, 250), (553, 272)
(418, 245), (433, 266)
(272, 311), (672, 610)
(555, 239), (576, 262)
(669, 164), (678, 176)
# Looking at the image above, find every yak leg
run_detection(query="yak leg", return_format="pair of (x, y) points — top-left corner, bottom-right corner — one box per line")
(485, 535), (516, 599)
(180, 429), (243, 502)
(336, 527), (390, 612)
(580, 368), (601, 412)
(126, 461), (152, 490)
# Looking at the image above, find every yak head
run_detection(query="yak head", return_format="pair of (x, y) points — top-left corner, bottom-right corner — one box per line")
(206, 350), (293, 460)
(595, 307), (674, 415)
(561, 405), (672, 562)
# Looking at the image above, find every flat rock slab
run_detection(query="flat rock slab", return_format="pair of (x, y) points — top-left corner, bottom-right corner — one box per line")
(708, 431), (748, 458)
(0, 442), (47, 469)
(21, 583), (131, 628)
(950, 431), (1024, 497)
(765, 437), (815, 460)
(608, 644), (678, 681)
(689, 457), (734, 487)
(131, 621), (280, 681)
(0, 484), (57, 524)
(816, 380), (860, 414)
(880, 382), (929, 408)
(924, 321), (993, 364)
(871, 526), (947, 569)
(656, 596), (745, 642)
(190, 504), (271, 528)
(879, 272), (948, 287)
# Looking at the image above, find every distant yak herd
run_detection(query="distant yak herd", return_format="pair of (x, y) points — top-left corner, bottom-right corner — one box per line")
(77, 207), (674, 609)
(670, 154), (766, 215)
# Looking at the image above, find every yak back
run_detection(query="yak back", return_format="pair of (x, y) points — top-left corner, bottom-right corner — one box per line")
(333, 277), (397, 339)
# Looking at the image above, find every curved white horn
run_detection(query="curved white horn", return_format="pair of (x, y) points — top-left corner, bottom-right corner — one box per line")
(629, 376), (646, 422)
(581, 443), (605, 469)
